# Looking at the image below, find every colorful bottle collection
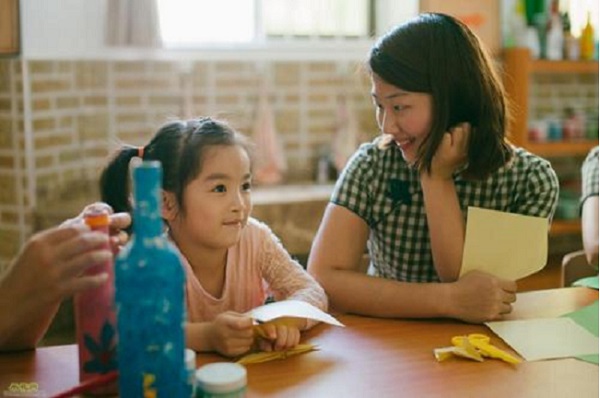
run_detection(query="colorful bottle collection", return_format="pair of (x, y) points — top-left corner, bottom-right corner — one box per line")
(115, 160), (188, 397)
(74, 209), (118, 395)
(510, 0), (597, 61)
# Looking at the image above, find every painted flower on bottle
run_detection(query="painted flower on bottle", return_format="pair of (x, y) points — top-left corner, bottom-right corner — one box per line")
(83, 321), (117, 373)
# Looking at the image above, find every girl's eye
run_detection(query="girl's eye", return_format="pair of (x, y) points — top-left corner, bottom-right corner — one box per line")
(242, 182), (252, 192)
(212, 184), (227, 193)
(393, 104), (406, 112)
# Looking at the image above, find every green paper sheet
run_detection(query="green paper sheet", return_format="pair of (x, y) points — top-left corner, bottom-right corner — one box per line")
(561, 300), (599, 364)
(572, 276), (599, 290)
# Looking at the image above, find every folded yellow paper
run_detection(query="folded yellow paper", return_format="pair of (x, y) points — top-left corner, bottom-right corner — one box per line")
(434, 335), (483, 362)
(434, 334), (521, 365)
(253, 318), (301, 340)
(459, 334), (521, 364)
(236, 344), (318, 365)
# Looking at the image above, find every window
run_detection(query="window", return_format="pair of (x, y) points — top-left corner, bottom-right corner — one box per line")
(157, 0), (417, 48)
(262, 0), (370, 38)
(157, 0), (256, 46)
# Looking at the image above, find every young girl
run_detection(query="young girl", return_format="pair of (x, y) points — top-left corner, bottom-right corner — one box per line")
(308, 13), (559, 323)
(100, 117), (327, 357)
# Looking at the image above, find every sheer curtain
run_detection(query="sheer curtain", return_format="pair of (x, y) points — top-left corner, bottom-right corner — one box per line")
(106, 0), (162, 47)
(252, 81), (288, 185)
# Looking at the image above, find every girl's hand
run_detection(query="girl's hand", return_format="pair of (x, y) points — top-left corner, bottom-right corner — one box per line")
(448, 270), (517, 323)
(256, 317), (303, 352)
(426, 122), (470, 180)
(207, 312), (254, 357)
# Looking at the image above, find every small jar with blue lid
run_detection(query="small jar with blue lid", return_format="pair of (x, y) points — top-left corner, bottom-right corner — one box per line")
(195, 362), (247, 398)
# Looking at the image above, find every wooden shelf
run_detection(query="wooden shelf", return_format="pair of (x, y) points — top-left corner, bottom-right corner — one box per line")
(531, 59), (599, 74)
(550, 219), (581, 236)
(524, 141), (599, 157)
(0, 0), (20, 55)
(503, 48), (599, 152)
(503, 48), (598, 238)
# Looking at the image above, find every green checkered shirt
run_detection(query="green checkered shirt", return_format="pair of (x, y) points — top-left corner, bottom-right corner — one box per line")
(581, 146), (599, 205)
(331, 138), (559, 283)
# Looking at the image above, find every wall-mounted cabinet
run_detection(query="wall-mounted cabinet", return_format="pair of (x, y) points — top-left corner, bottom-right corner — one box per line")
(0, 0), (19, 55)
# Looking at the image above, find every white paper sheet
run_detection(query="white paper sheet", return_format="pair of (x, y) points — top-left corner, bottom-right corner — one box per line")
(247, 300), (344, 327)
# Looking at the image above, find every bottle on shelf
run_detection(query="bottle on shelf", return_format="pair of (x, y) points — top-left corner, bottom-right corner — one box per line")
(546, 116), (563, 141)
(506, 0), (529, 48)
(115, 160), (188, 397)
(528, 119), (548, 143)
(580, 11), (595, 60)
(562, 10), (580, 60)
(586, 112), (599, 140)
(74, 208), (118, 395)
(546, 0), (564, 60)
(533, 12), (549, 58)
(562, 110), (575, 141)
(524, 0), (546, 26)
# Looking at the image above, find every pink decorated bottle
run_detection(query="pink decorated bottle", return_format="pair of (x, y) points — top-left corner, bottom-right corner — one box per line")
(73, 209), (118, 395)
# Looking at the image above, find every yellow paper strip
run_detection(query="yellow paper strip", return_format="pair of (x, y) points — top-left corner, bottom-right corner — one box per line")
(236, 344), (318, 365)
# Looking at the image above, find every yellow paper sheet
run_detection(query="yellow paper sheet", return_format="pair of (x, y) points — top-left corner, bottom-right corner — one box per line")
(460, 207), (548, 280)
(485, 317), (599, 361)
(246, 300), (344, 327)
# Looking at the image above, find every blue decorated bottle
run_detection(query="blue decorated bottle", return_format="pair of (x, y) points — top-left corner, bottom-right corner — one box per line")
(115, 160), (188, 397)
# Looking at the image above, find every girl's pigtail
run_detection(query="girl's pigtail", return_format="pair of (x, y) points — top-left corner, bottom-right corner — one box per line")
(100, 146), (139, 215)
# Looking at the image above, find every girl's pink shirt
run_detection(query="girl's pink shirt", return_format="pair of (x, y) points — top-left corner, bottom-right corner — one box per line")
(182, 218), (327, 328)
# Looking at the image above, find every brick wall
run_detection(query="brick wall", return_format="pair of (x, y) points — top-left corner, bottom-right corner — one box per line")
(0, 60), (26, 268)
(0, 58), (378, 268)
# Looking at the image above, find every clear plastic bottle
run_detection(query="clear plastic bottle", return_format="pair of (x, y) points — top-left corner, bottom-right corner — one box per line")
(74, 208), (118, 395)
(545, 0), (564, 60)
(115, 160), (188, 397)
(562, 11), (580, 60)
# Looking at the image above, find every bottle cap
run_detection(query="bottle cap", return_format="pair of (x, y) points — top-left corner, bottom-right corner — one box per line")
(195, 362), (247, 394)
(84, 209), (110, 228)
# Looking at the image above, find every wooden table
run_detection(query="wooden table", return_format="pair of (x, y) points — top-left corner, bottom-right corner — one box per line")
(1, 288), (597, 397)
